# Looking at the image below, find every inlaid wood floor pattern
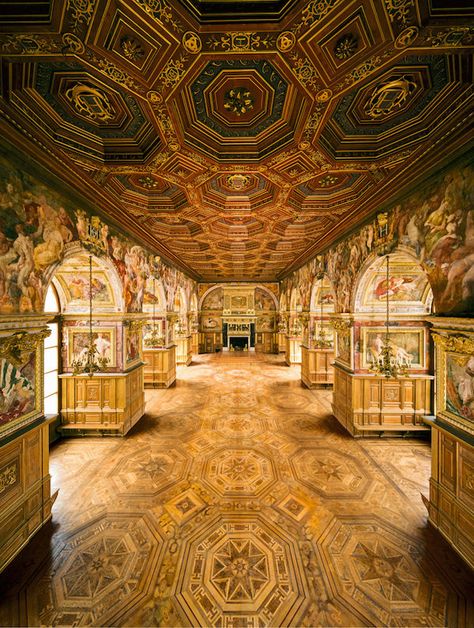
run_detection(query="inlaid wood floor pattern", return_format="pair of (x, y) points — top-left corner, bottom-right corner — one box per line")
(1, 353), (473, 627)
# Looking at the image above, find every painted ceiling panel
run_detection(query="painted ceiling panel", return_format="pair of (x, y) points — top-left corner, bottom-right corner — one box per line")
(0, 0), (472, 280)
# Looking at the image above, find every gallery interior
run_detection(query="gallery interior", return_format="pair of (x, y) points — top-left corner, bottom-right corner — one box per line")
(0, 1), (473, 626)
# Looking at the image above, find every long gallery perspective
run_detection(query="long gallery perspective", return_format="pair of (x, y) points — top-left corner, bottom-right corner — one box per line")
(0, 1), (473, 626)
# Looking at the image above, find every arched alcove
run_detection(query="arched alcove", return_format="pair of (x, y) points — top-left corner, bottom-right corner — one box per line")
(353, 247), (433, 316)
(143, 276), (167, 315)
(290, 287), (302, 312)
(44, 244), (124, 315)
(200, 285), (224, 311)
(310, 276), (336, 314)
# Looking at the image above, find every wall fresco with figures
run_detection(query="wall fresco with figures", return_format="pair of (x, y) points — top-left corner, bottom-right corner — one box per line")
(282, 160), (473, 316)
(0, 151), (196, 317)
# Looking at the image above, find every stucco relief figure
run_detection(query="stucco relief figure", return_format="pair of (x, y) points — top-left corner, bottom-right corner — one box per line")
(203, 317), (218, 329)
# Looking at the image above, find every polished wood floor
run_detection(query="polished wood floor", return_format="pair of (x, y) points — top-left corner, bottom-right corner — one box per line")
(1, 352), (473, 627)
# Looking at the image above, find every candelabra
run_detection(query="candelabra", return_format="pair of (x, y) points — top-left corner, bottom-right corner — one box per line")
(144, 277), (164, 347)
(368, 254), (409, 378)
(71, 255), (110, 376)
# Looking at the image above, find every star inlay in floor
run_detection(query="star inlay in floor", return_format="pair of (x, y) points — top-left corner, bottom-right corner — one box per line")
(0, 352), (472, 627)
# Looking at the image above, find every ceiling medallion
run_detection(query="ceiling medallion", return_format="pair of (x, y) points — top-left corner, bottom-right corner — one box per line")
(319, 174), (339, 187)
(334, 34), (358, 60)
(395, 26), (419, 49)
(316, 88), (332, 102)
(139, 176), (158, 189)
(182, 31), (202, 54)
(364, 75), (417, 119)
(277, 31), (296, 52)
(223, 88), (254, 116)
(120, 37), (145, 61)
(226, 174), (251, 191)
(65, 83), (114, 122)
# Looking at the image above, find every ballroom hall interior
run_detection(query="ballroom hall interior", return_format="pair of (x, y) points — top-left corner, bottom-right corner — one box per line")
(0, 1), (473, 626)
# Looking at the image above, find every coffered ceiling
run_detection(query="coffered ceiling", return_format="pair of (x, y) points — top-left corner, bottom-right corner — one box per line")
(0, 0), (472, 281)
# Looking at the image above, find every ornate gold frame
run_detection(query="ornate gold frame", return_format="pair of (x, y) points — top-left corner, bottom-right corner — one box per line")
(433, 332), (474, 436)
(360, 326), (426, 369)
(67, 327), (116, 368)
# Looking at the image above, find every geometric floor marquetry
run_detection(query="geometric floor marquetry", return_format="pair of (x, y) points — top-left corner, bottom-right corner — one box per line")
(1, 352), (473, 627)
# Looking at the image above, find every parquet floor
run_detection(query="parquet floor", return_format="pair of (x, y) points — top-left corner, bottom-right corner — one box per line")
(1, 352), (473, 627)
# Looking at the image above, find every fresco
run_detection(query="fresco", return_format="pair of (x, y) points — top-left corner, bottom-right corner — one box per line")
(125, 329), (141, 365)
(255, 288), (276, 311)
(202, 288), (223, 310)
(0, 151), (196, 316)
(282, 161), (473, 316)
(68, 329), (115, 367)
(361, 328), (424, 370)
(446, 354), (474, 422)
(0, 353), (36, 430)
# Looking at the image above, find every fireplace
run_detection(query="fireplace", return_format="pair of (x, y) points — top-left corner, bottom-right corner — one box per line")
(229, 336), (249, 350)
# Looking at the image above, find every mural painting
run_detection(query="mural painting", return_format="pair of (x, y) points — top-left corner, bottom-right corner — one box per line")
(0, 151), (196, 317)
(125, 329), (141, 366)
(68, 329), (115, 367)
(282, 161), (473, 317)
(255, 288), (276, 311)
(361, 328), (424, 370)
(446, 354), (474, 422)
(0, 352), (36, 431)
(202, 288), (223, 310)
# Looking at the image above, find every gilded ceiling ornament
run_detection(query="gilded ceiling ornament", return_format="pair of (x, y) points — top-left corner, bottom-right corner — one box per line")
(147, 90), (163, 105)
(139, 176), (159, 189)
(384, 0), (415, 26)
(290, 53), (321, 91)
(319, 174), (339, 187)
(1, 34), (61, 54)
(65, 83), (115, 122)
(86, 51), (143, 93)
(395, 26), (419, 49)
(67, 0), (95, 30)
(134, 0), (183, 33)
(226, 174), (251, 191)
(206, 32), (274, 52)
(62, 32), (85, 54)
(120, 37), (145, 61)
(277, 31), (296, 53)
(301, 0), (339, 28)
(223, 88), (254, 116)
(334, 34), (358, 60)
(423, 27), (473, 48)
(364, 75), (417, 119)
(316, 89), (332, 102)
(182, 31), (202, 54)
(159, 55), (187, 88)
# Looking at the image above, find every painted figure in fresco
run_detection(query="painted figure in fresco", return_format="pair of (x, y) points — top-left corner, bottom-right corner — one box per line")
(0, 357), (35, 423)
(12, 224), (34, 298)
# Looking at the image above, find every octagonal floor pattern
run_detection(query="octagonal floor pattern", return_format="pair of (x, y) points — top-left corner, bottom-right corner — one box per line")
(1, 352), (473, 627)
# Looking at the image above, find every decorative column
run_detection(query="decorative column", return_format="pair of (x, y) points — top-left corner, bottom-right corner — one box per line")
(0, 318), (57, 573)
(189, 312), (199, 355)
(423, 319), (474, 570)
(278, 313), (288, 353)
